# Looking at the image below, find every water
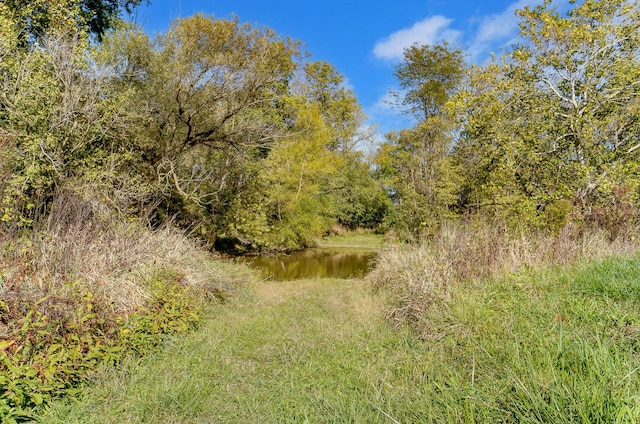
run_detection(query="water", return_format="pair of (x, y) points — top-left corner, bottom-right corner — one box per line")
(239, 248), (377, 280)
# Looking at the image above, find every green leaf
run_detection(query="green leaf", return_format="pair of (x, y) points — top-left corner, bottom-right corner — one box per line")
(0, 340), (15, 351)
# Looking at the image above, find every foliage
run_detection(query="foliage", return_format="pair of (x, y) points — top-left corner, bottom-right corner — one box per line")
(95, 16), (302, 235)
(377, 42), (465, 239)
(0, 277), (203, 423)
(1, 0), (145, 42)
(331, 155), (390, 230)
(260, 101), (342, 248)
(301, 61), (367, 152)
(392, 41), (465, 121)
(453, 0), (640, 231)
(381, 0), (640, 237)
(0, 2), (384, 251)
(0, 10), (142, 233)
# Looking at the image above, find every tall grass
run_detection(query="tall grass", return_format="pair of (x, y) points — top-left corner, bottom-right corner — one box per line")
(1, 191), (252, 327)
(369, 221), (638, 326)
(368, 221), (640, 422)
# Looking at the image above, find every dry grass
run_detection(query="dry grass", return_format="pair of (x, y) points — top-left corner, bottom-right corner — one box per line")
(368, 220), (639, 327)
(0, 192), (254, 333)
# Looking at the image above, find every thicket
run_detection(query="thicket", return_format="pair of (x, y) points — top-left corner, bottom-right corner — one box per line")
(378, 0), (640, 241)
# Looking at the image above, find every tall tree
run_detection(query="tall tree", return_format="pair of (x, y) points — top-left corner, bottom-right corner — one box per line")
(453, 0), (640, 233)
(513, 0), (640, 210)
(379, 42), (465, 238)
(393, 41), (465, 121)
(95, 15), (302, 239)
(301, 61), (366, 152)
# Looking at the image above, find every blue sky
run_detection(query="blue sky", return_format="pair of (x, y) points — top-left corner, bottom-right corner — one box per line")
(132, 0), (558, 135)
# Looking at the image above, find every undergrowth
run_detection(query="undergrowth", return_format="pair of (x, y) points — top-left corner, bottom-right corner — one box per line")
(369, 222), (638, 326)
(368, 223), (640, 422)
(0, 273), (204, 423)
(0, 203), (252, 422)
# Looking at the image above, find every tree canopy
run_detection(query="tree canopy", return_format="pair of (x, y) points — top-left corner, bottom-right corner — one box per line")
(1, 0), (146, 42)
(2, 0), (639, 249)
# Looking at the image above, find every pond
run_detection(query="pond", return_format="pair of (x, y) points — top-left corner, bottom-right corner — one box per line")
(238, 248), (378, 281)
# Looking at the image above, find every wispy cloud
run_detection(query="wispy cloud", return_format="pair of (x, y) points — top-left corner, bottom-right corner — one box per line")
(372, 0), (569, 64)
(367, 0), (573, 131)
(466, 0), (539, 60)
(373, 16), (461, 61)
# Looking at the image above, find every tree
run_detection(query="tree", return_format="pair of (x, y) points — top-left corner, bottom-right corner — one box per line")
(0, 12), (136, 232)
(1, 0), (146, 42)
(452, 63), (540, 226)
(301, 61), (367, 152)
(393, 41), (465, 121)
(378, 42), (465, 238)
(512, 0), (640, 211)
(452, 0), (640, 233)
(260, 100), (342, 248)
(95, 15), (303, 242)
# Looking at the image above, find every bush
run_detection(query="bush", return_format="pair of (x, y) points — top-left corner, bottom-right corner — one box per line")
(0, 277), (203, 423)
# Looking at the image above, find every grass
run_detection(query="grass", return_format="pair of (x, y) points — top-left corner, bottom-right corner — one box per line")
(36, 253), (640, 422)
(37, 278), (423, 423)
(0, 211), (253, 420)
(317, 230), (385, 249)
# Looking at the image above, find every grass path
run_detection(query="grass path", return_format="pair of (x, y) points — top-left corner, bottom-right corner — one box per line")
(38, 278), (434, 423)
(36, 255), (640, 423)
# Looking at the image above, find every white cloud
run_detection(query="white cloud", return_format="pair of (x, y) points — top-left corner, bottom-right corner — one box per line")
(476, 0), (533, 44)
(465, 0), (536, 60)
(468, 0), (572, 61)
(373, 16), (461, 61)
(372, 0), (574, 64)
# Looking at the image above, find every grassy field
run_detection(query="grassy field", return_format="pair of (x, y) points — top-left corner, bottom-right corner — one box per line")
(36, 255), (640, 423)
(316, 230), (386, 249)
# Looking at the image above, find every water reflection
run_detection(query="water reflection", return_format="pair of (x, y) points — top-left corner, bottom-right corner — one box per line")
(239, 248), (377, 280)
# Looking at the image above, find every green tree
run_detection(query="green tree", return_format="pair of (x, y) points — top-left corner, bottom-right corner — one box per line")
(301, 61), (367, 152)
(378, 42), (465, 239)
(453, 0), (640, 232)
(0, 10), (136, 232)
(299, 61), (387, 231)
(393, 41), (465, 121)
(2, 0), (146, 42)
(260, 100), (342, 248)
(95, 15), (302, 241)
(452, 63), (540, 226)
(513, 0), (640, 212)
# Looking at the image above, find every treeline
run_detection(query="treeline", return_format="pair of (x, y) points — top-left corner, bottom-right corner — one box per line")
(0, 0), (387, 252)
(379, 0), (640, 241)
(2, 0), (639, 251)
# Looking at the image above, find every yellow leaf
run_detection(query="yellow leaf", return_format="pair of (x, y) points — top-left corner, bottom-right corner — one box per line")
(0, 339), (15, 350)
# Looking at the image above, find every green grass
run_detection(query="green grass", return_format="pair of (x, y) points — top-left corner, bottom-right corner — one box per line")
(36, 256), (640, 423)
(317, 230), (385, 249)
